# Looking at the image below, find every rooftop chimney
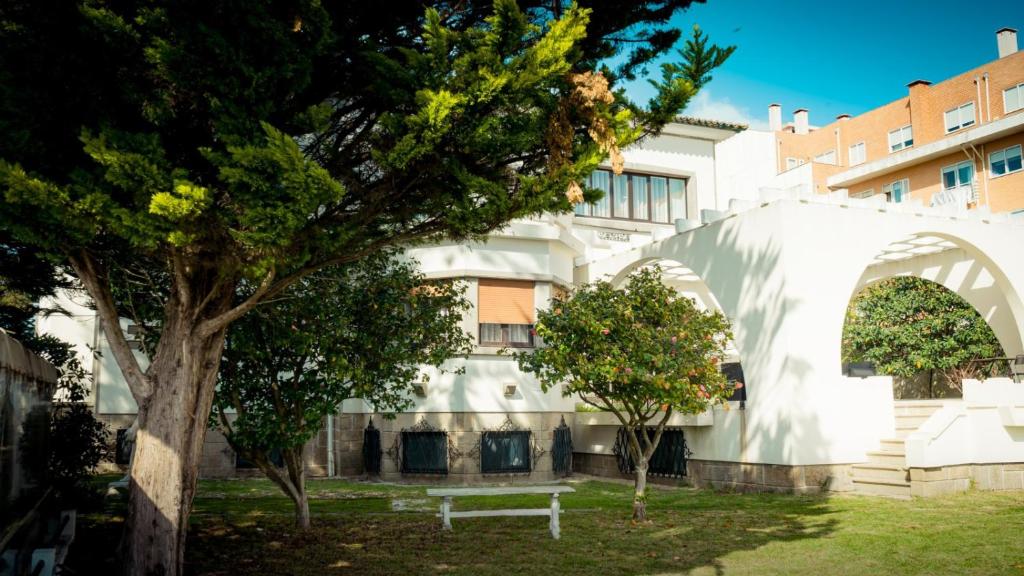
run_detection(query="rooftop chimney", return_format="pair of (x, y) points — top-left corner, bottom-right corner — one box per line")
(998, 27), (1018, 58)
(793, 109), (808, 135)
(768, 104), (782, 132)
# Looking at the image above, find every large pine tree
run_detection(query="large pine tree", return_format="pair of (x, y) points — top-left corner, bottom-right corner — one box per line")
(0, 1), (732, 572)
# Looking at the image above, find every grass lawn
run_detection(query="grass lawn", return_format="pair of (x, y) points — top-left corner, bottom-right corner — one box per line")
(69, 475), (1024, 575)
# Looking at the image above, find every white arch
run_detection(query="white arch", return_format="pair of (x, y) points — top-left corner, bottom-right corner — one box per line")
(579, 198), (1024, 467)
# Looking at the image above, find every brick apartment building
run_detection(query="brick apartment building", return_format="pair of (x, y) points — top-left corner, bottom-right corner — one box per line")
(770, 28), (1024, 214)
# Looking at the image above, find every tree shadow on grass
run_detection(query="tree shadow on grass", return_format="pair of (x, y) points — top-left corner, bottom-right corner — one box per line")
(172, 483), (838, 576)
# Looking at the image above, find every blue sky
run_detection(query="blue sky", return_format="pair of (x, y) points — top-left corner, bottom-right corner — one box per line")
(621, 0), (1024, 129)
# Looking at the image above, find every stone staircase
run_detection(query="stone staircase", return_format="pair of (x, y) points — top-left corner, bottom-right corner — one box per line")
(851, 400), (945, 498)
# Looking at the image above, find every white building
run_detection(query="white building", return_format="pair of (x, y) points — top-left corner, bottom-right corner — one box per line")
(39, 116), (1024, 496)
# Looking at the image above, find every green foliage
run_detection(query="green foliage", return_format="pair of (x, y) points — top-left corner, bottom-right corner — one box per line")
(518, 266), (733, 434)
(18, 355), (109, 499)
(214, 251), (472, 464)
(0, 1), (733, 290)
(842, 276), (1004, 379)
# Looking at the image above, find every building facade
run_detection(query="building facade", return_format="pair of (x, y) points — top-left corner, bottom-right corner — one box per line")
(768, 28), (1024, 214)
(36, 30), (1024, 494)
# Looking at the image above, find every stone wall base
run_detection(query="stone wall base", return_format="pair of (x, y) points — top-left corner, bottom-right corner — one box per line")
(910, 463), (1024, 496)
(574, 454), (854, 494)
(95, 412), (332, 479)
(368, 412), (574, 484)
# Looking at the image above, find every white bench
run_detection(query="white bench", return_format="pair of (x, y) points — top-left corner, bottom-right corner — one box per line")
(426, 486), (575, 539)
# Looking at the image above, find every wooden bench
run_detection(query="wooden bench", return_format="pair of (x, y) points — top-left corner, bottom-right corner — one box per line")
(426, 486), (575, 539)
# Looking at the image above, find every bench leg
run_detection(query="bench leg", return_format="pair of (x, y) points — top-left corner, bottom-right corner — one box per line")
(441, 496), (452, 530)
(549, 493), (560, 539)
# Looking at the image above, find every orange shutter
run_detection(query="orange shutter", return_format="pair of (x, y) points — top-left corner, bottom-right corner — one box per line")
(478, 279), (535, 324)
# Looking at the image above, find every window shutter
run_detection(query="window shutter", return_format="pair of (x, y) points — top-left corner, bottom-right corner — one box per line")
(478, 279), (535, 323)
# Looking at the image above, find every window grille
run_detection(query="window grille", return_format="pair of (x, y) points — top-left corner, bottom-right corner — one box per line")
(401, 431), (448, 474)
(480, 430), (531, 474)
(613, 427), (691, 478)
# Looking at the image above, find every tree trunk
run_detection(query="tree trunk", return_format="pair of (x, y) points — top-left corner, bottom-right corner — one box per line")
(633, 459), (649, 522)
(119, 308), (230, 575)
(251, 446), (311, 529)
(286, 446), (311, 529)
(294, 483), (310, 529)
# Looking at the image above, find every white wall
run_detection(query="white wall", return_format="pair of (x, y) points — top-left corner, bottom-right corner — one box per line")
(581, 198), (1024, 466)
(621, 132), (718, 212)
(907, 378), (1024, 468)
(714, 130), (777, 205)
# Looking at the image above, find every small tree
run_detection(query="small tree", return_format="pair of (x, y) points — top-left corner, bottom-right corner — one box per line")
(214, 252), (472, 528)
(842, 276), (1004, 396)
(517, 267), (734, 521)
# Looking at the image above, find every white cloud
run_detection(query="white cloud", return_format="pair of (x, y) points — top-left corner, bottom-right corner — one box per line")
(683, 90), (769, 130)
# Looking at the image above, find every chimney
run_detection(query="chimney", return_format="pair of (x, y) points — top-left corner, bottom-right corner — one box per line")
(768, 104), (782, 132)
(997, 27), (1018, 58)
(793, 109), (808, 135)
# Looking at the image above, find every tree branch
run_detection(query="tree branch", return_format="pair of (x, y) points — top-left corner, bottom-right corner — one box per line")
(68, 250), (153, 403)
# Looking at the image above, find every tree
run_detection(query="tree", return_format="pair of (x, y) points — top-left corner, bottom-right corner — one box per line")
(517, 267), (734, 521)
(214, 252), (472, 528)
(2, 235), (109, 501)
(842, 276), (1005, 396)
(0, 1), (732, 571)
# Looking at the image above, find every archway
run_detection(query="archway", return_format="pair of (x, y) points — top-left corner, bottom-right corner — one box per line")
(840, 232), (1018, 398)
(610, 258), (747, 399)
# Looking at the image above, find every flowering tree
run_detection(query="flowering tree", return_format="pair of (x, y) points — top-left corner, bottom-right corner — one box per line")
(842, 276), (1004, 395)
(517, 267), (734, 521)
(215, 252), (472, 528)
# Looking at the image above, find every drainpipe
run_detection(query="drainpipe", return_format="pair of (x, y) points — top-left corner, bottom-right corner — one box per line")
(981, 143), (990, 207)
(984, 73), (992, 121)
(974, 77), (983, 124)
(327, 412), (335, 477)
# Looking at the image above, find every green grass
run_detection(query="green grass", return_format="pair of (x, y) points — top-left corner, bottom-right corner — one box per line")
(68, 477), (1024, 575)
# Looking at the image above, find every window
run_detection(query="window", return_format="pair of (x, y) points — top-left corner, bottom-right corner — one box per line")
(589, 170), (611, 217)
(785, 157), (805, 170)
(631, 174), (649, 219)
(851, 189), (875, 199)
(480, 430), (532, 473)
(478, 279), (535, 347)
(615, 427), (689, 478)
(814, 150), (836, 165)
(990, 144), (1023, 177)
(1004, 83), (1024, 114)
(883, 179), (909, 203)
(849, 142), (866, 166)
(401, 431), (448, 474)
(942, 160), (974, 190)
(888, 126), (913, 152)
(944, 102), (976, 133)
(647, 175), (671, 222)
(576, 170), (687, 223)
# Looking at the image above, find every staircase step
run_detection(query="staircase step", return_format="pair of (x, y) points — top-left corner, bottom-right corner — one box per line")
(894, 414), (932, 428)
(880, 439), (905, 452)
(864, 451), (907, 466)
(893, 401), (946, 416)
(851, 464), (910, 484)
(894, 425), (919, 439)
(851, 478), (912, 499)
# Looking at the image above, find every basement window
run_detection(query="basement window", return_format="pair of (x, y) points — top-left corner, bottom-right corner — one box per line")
(480, 430), (532, 474)
(401, 431), (448, 474)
